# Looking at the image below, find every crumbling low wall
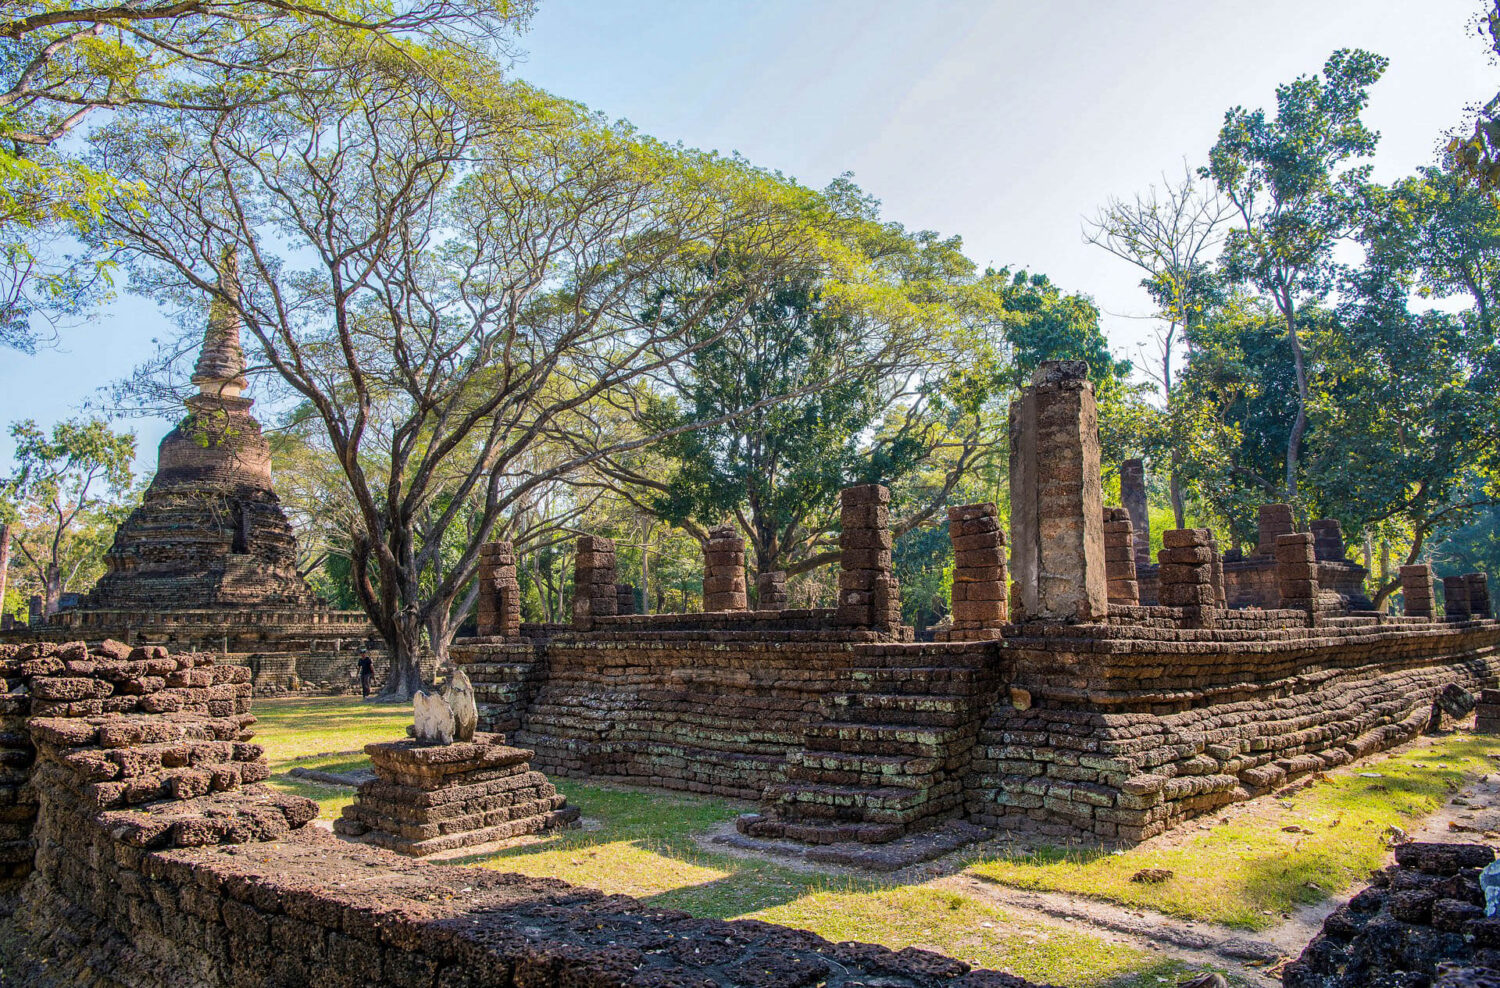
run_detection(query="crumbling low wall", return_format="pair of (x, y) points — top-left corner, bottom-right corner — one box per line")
(0, 640), (1032, 988)
(971, 613), (1500, 841)
(509, 630), (902, 799)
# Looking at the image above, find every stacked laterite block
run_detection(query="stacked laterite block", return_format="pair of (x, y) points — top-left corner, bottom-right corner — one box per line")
(1256, 503), (1296, 558)
(1277, 532), (1320, 612)
(738, 641), (1000, 846)
(572, 535), (617, 630)
(1476, 689), (1500, 733)
(942, 502), (1007, 640)
(1206, 530), (1227, 607)
(1102, 507), (1139, 605)
(703, 525), (749, 612)
(1285, 842), (1499, 988)
(756, 571), (789, 610)
(615, 583), (638, 615)
(334, 733), (578, 855)
(1403, 564), (1437, 618)
(836, 485), (901, 629)
(1311, 518), (1347, 561)
(1009, 361), (1107, 622)
(477, 540), (521, 638)
(1156, 529), (1215, 607)
(1469, 573), (1492, 618)
(1445, 575), (1473, 619)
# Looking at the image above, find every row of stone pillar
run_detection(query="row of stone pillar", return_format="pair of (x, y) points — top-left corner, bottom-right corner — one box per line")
(1400, 566), (1492, 620)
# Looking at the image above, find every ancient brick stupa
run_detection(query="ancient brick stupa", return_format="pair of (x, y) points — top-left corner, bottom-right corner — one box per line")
(84, 253), (316, 611)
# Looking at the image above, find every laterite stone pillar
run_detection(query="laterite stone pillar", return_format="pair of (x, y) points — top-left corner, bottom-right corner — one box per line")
(943, 502), (1007, 639)
(1009, 360), (1107, 622)
(836, 484), (900, 628)
(703, 526), (748, 612)
(1102, 507), (1139, 605)
(572, 536), (617, 630)
(477, 541), (521, 638)
(1401, 564), (1436, 619)
(1277, 532), (1319, 612)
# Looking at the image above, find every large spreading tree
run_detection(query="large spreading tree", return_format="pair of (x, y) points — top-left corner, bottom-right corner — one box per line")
(93, 40), (860, 696)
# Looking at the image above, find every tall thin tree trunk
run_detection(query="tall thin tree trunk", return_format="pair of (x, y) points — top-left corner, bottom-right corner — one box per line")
(1379, 540), (1391, 614)
(1283, 301), (1308, 504)
(1169, 459), (1186, 529)
(0, 523), (10, 620)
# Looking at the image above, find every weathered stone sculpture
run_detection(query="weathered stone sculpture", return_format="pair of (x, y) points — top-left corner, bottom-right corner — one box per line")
(413, 666), (478, 745)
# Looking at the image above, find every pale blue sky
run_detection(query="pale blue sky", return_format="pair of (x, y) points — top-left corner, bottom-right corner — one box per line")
(2, 0), (1493, 475)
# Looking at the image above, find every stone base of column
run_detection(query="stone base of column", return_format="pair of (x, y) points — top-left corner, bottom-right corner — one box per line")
(334, 733), (579, 856)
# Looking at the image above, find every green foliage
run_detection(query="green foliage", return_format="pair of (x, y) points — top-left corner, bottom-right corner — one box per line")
(1204, 48), (1388, 501)
(1, 416), (136, 614)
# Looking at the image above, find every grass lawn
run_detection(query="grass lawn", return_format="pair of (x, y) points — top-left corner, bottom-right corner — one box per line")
(257, 694), (411, 818)
(252, 695), (1191, 986)
(247, 695), (1495, 984)
(964, 734), (1500, 930)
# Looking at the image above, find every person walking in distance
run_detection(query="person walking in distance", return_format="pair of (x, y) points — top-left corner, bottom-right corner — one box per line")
(357, 650), (375, 698)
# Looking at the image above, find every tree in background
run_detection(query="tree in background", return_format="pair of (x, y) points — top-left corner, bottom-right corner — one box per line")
(1084, 165), (1229, 526)
(598, 183), (1012, 582)
(0, 417), (134, 617)
(1204, 48), (1388, 506)
(96, 43), (867, 697)
(0, 0), (531, 352)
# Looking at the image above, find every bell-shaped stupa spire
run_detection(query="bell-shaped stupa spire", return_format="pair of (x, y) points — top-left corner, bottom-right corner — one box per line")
(191, 246), (248, 399)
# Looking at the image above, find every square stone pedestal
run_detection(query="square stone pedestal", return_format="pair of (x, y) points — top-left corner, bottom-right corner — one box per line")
(333, 732), (578, 856)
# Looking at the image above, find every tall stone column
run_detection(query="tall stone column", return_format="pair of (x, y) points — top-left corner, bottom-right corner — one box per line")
(476, 541), (520, 638)
(1400, 564), (1435, 618)
(1468, 573), (1492, 618)
(1256, 504), (1296, 559)
(944, 502), (1007, 639)
(1310, 519), (1346, 561)
(1009, 361), (1107, 622)
(1206, 530), (1227, 608)
(1444, 575), (1473, 619)
(572, 535), (617, 630)
(1119, 459), (1151, 569)
(703, 525), (749, 612)
(1102, 507), (1139, 605)
(1276, 533), (1319, 612)
(836, 484), (900, 628)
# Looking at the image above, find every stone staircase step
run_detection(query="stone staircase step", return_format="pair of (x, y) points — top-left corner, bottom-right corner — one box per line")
(786, 750), (941, 789)
(763, 780), (964, 825)
(803, 722), (954, 758)
(821, 692), (969, 727)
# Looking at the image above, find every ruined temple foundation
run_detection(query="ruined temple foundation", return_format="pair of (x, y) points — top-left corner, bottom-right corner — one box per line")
(334, 733), (577, 856)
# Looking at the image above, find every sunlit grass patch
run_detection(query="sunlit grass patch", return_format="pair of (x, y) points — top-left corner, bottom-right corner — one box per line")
(965, 733), (1500, 929)
(254, 695), (411, 819)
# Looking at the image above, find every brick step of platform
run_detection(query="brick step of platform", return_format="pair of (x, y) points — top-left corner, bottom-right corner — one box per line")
(803, 721), (954, 758)
(763, 779), (964, 826)
(786, 750), (943, 789)
(821, 691), (970, 727)
(847, 647), (996, 670)
(736, 813), (906, 845)
(846, 666), (984, 694)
